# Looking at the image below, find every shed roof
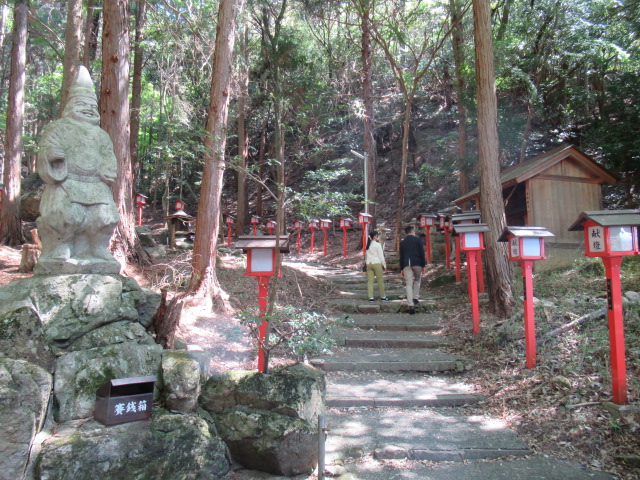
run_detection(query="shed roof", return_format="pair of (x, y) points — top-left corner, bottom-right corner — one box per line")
(454, 145), (617, 205)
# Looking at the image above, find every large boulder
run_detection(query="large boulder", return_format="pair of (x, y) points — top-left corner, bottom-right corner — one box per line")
(0, 307), (55, 372)
(35, 410), (231, 480)
(0, 359), (52, 480)
(214, 406), (317, 477)
(54, 342), (163, 423)
(0, 274), (160, 349)
(161, 350), (201, 413)
(200, 364), (325, 476)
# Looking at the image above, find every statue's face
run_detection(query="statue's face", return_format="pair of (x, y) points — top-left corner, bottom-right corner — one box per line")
(66, 97), (100, 125)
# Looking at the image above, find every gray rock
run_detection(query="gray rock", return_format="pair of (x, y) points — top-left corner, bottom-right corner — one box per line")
(0, 359), (52, 480)
(214, 406), (317, 477)
(0, 274), (160, 349)
(624, 291), (640, 302)
(162, 350), (201, 413)
(54, 342), (162, 422)
(201, 364), (326, 423)
(36, 410), (231, 480)
(67, 321), (157, 351)
(135, 226), (157, 247)
(186, 344), (212, 381)
(144, 245), (167, 261)
(0, 307), (55, 372)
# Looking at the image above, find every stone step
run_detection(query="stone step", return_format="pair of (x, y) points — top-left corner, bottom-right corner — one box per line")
(326, 372), (483, 408)
(325, 408), (531, 463)
(310, 348), (467, 373)
(334, 328), (449, 349)
(348, 313), (442, 331)
(328, 298), (437, 314)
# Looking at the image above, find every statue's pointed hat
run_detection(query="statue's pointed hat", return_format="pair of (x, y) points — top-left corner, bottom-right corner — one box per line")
(68, 66), (97, 102)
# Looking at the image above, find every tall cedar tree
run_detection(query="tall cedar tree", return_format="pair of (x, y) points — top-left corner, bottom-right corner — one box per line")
(472, 0), (513, 317)
(189, 0), (245, 297)
(60, 0), (82, 115)
(0, 0), (28, 246)
(100, 0), (149, 266)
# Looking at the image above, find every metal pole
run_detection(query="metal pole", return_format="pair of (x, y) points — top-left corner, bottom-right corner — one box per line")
(318, 414), (327, 480)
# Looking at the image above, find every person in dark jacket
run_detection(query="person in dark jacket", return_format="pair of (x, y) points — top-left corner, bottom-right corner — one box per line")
(399, 225), (426, 314)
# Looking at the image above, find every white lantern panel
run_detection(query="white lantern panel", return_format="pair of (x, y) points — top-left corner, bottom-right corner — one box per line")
(251, 249), (273, 272)
(461, 219), (474, 225)
(610, 226), (634, 252)
(464, 232), (481, 248)
(522, 237), (542, 257)
(587, 226), (606, 253)
(510, 237), (520, 258)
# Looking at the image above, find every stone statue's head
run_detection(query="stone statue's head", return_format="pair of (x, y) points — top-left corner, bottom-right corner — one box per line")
(62, 66), (100, 125)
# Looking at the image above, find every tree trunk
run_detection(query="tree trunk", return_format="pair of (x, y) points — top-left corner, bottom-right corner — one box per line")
(256, 118), (267, 217)
(236, 24), (249, 236)
(100, 0), (149, 266)
(450, 0), (470, 209)
(60, 0), (83, 115)
(189, 0), (244, 299)
(1, 0), (28, 247)
(473, 0), (513, 317)
(360, 0), (377, 227)
(83, 0), (100, 68)
(394, 100), (412, 252)
(130, 0), (147, 190)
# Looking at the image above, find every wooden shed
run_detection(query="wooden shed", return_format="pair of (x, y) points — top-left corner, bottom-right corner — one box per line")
(454, 145), (617, 245)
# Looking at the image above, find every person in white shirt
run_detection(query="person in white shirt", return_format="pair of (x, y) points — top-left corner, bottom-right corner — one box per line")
(365, 231), (389, 302)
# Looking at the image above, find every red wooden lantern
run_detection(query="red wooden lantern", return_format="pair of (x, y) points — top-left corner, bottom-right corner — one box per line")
(451, 212), (481, 282)
(320, 219), (332, 256)
(309, 219), (319, 254)
(135, 193), (148, 226)
(499, 226), (555, 369)
(452, 223), (490, 336)
(266, 220), (277, 235)
(569, 210), (640, 405)
(175, 200), (186, 212)
(357, 212), (373, 257)
(339, 217), (352, 257)
(250, 215), (261, 235)
(339, 218), (352, 228)
(235, 235), (290, 373)
(225, 215), (235, 246)
(438, 214), (453, 269)
(418, 213), (437, 264)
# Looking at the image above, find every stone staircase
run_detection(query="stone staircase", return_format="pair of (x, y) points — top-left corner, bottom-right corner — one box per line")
(282, 262), (614, 479)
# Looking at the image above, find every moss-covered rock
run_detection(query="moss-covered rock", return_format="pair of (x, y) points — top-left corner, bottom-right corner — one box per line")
(0, 307), (55, 372)
(35, 410), (231, 480)
(161, 351), (201, 413)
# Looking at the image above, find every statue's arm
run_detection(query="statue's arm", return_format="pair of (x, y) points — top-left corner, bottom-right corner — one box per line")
(99, 131), (118, 185)
(37, 124), (68, 184)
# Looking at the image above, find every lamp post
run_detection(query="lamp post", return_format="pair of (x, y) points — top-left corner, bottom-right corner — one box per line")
(235, 235), (290, 373)
(453, 223), (489, 336)
(309, 219), (319, 254)
(451, 212), (484, 292)
(135, 193), (147, 226)
(293, 220), (302, 254)
(250, 215), (261, 235)
(358, 212), (373, 258)
(320, 219), (332, 256)
(266, 220), (277, 235)
(569, 210), (640, 405)
(499, 226), (555, 369)
(339, 217), (352, 257)
(225, 215), (235, 247)
(418, 213), (437, 264)
(438, 214), (452, 269)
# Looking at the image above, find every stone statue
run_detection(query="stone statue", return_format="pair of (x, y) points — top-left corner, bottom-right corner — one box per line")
(35, 66), (120, 274)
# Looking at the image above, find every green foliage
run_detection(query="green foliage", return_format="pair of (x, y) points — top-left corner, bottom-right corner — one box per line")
(238, 306), (350, 361)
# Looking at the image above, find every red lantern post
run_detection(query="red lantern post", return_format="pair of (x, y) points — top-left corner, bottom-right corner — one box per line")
(339, 218), (352, 257)
(225, 215), (235, 246)
(419, 213), (436, 264)
(293, 220), (302, 254)
(309, 219), (319, 254)
(453, 223), (489, 336)
(320, 219), (332, 256)
(499, 226), (555, 369)
(175, 200), (186, 213)
(250, 215), (261, 235)
(235, 235), (290, 373)
(438, 214), (452, 269)
(451, 212), (482, 287)
(357, 212), (372, 257)
(135, 193), (147, 226)
(569, 210), (640, 405)
(266, 220), (276, 235)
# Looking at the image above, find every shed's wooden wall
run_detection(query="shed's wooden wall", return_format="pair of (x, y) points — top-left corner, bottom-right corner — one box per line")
(527, 158), (602, 243)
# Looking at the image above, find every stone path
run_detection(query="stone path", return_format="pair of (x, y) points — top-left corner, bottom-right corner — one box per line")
(298, 262), (614, 480)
